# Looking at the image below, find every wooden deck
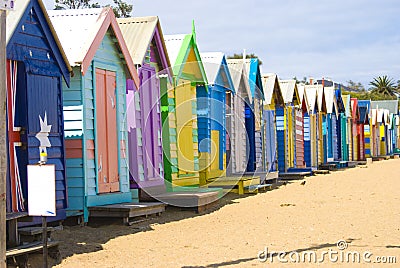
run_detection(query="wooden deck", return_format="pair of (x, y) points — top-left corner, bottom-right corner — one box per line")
(206, 176), (261, 195)
(6, 241), (60, 267)
(154, 191), (220, 213)
(279, 171), (312, 180)
(89, 202), (166, 225)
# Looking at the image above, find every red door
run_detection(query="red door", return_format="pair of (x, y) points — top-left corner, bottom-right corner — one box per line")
(96, 69), (119, 193)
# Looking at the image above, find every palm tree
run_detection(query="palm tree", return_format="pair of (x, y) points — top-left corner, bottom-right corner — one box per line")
(369, 75), (397, 96)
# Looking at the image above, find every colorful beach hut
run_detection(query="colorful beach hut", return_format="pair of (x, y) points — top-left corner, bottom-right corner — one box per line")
(304, 85), (319, 169)
(6, 0), (72, 221)
(355, 99), (369, 160)
(358, 100), (372, 157)
(324, 86), (339, 162)
(226, 60), (252, 175)
(296, 85), (310, 168)
(117, 16), (172, 197)
(163, 27), (207, 186)
(342, 95), (352, 160)
(200, 52), (235, 181)
(335, 85), (347, 161)
(48, 8), (140, 221)
(316, 85), (327, 164)
(278, 80), (300, 170)
(262, 74), (284, 174)
(226, 58), (264, 172)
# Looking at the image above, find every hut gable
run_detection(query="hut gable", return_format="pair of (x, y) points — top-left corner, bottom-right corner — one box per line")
(227, 60), (252, 103)
(278, 79), (300, 106)
(262, 73), (284, 107)
(6, 0), (72, 85)
(48, 7), (139, 87)
(201, 52), (234, 92)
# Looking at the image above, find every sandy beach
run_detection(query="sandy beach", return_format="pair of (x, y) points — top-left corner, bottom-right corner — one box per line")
(33, 158), (400, 267)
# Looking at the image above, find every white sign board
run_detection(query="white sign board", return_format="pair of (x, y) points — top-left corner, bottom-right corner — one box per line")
(0, 0), (14, 10)
(27, 164), (56, 217)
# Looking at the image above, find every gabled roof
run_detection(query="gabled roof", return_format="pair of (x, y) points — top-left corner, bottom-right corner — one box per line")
(261, 74), (284, 106)
(304, 85), (320, 113)
(370, 100), (399, 114)
(350, 98), (359, 119)
(6, 0), (72, 83)
(297, 84), (310, 112)
(226, 58), (264, 100)
(164, 31), (207, 84)
(278, 79), (300, 105)
(201, 52), (235, 92)
(316, 85), (327, 113)
(117, 16), (171, 76)
(342, 95), (352, 118)
(227, 59), (252, 103)
(358, 106), (369, 124)
(48, 7), (139, 88)
(324, 86), (338, 115)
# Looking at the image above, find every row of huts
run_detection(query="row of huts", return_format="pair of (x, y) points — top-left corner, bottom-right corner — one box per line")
(5, 1), (400, 224)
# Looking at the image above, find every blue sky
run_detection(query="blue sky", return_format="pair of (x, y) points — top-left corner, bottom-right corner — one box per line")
(43, 0), (400, 88)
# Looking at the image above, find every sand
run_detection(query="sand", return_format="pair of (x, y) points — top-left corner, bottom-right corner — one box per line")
(43, 159), (400, 267)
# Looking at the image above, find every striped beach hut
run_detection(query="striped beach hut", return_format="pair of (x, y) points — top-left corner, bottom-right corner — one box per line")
(262, 74), (284, 174)
(324, 86), (339, 162)
(278, 80), (300, 170)
(342, 95), (352, 160)
(226, 58), (264, 172)
(350, 98), (360, 160)
(226, 60), (252, 175)
(163, 27), (207, 187)
(200, 52), (235, 181)
(304, 85), (319, 169)
(358, 100), (372, 157)
(296, 85), (310, 168)
(49, 8), (140, 222)
(6, 0), (72, 221)
(356, 101), (369, 160)
(117, 16), (172, 197)
(335, 85), (347, 161)
(316, 85), (327, 164)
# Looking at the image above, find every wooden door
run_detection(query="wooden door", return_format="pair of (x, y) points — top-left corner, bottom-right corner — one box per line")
(96, 69), (119, 193)
(175, 82), (195, 174)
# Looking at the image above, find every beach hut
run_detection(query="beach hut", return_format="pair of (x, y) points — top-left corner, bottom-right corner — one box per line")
(48, 8), (140, 221)
(323, 86), (339, 162)
(163, 27), (207, 186)
(226, 59), (264, 172)
(296, 85), (310, 168)
(200, 52), (235, 180)
(261, 74), (284, 174)
(6, 0), (72, 221)
(117, 16), (172, 197)
(226, 60), (252, 175)
(303, 85), (319, 169)
(342, 95), (352, 160)
(316, 85), (327, 164)
(358, 100), (372, 158)
(371, 100), (399, 155)
(278, 80), (300, 170)
(357, 103), (369, 160)
(350, 98), (360, 160)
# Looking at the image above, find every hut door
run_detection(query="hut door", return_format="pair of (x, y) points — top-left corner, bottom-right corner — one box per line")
(175, 82), (195, 174)
(140, 67), (161, 180)
(96, 69), (119, 193)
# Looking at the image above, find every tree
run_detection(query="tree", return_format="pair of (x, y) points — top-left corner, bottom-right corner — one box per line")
(227, 53), (263, 65)
(54, 0), (133, 18)
(110, 0), (132, 18)
(346, 80), (365, 92)
(55, 0), (100, 10)
(369, 75), (397, 97)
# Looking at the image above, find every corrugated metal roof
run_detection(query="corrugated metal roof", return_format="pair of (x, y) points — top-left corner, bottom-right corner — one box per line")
(201, 52), (224, 83)
(48, 8), (106, 67)
(117, 16), (159, 64)
(6, 0), (72, 73)
(164, 34), (187, 67)
(370, 100), (398, 114)
(279, 79), (296, 104)
(227, 59), (252, 103)
(262, 73), (278, 105)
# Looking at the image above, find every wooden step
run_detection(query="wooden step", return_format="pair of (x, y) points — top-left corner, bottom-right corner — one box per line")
(313, 169), (330, 175)
(155, 191), (219, 213)
(6, 241), (60, 258)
